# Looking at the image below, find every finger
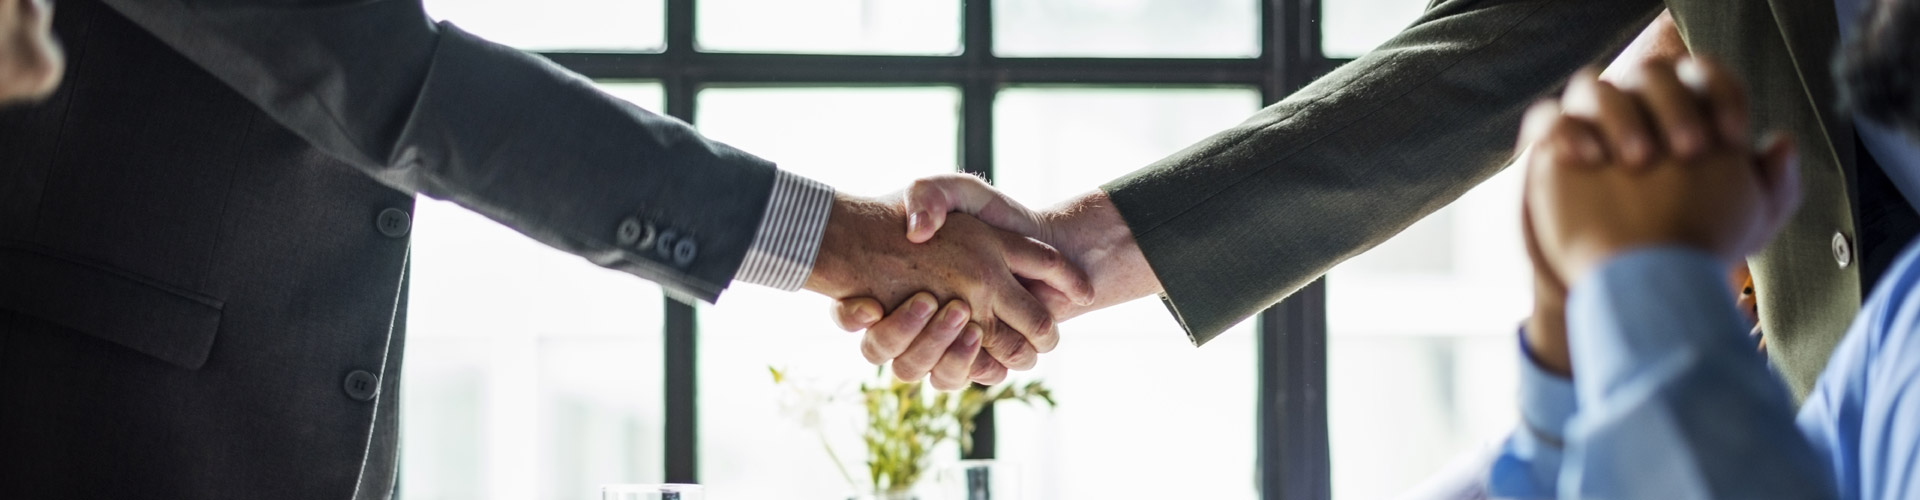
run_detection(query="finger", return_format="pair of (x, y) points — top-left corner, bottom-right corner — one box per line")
(906, 173), (1048, 244)
(928, 323), (984, 391)
(1025, 280), (1082, 322)
(1520, 101), (1605, 166)
(1618, 60), (1711, 158)
(904, 176), (962, 244)
(1004, 235), (1095, 307)
(1519, 158), (1569, 298)
(1538, 114), (1610, 172)
(831, 297), (885, 332)
(891, 300), (971, 382)
(1562, 68), (1656, 166)
(1677, 56), (1751, 149)
(1517, 100), (1564, 151)
(969, 352), (1009, 385)
(989, 276), (1061, 355)
(981, 321), (1040, 371)
(905, 174), (990, 243)
(859, 292), (939, 365)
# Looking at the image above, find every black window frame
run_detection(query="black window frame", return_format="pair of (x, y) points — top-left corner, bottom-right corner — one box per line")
(536, 1), (1345, 498)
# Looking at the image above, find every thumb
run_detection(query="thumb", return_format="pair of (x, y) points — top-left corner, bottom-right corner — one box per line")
(905, 174), (1045, 243)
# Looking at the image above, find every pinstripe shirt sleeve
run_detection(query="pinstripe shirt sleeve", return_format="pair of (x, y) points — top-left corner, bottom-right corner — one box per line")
(732, 169), (835, 291)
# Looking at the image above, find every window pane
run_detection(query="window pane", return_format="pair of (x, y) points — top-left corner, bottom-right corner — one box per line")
(694, 87), (960, 499)
(993, 87), (1264, 500)
(1325, 168), (1528, 500)
(1321, 0), (1428, 58)
(996, 0), (1259, 58)
(425, 0), (664, 52)
(699, 0), (962, 55)
(404, 82), (665, 500)
(599, 81), (667, 114)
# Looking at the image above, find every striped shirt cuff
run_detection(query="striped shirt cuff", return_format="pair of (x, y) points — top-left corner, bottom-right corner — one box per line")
(733, 170), (834, 291)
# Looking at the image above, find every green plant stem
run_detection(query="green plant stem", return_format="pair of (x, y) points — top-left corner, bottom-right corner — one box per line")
(816, 427), (857, 489)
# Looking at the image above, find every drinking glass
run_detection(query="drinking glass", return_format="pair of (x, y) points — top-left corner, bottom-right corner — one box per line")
(602, 484), (704, 500)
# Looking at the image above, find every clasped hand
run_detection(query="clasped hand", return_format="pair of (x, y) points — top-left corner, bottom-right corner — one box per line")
(811, 176), (1161, 390)
(1519, 55), (1800, 374)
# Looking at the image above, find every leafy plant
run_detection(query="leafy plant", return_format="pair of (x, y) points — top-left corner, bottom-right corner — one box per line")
(771, 367), (1055, 495)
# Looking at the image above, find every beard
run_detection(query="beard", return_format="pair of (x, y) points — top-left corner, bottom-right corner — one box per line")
(1837, 0), (1920, 136)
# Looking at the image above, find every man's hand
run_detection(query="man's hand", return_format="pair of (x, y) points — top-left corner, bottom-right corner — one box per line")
(0, 0), (60, 104)
(804, 192), (1092, 390)
(1522, 11), (1687, 377)
(831, 175), (1162, 388)
(1522, 57), (1800, 290)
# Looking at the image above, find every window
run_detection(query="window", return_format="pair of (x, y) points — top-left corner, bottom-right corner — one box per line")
(1325, 169), (1528, 499)
(424, 0), (665, 51)
(400, 2), (1484, 500)
(1320, 0), (1428, 58)
(994, 0), (1260, 58)
(693, 87), (960, 499)
(699, 0), (962, 54)
(992, 87), (1264, 500)
(403, 83), (666, 500)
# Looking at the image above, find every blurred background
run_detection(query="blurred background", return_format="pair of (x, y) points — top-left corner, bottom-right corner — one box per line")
(400, 1), (1533, 499)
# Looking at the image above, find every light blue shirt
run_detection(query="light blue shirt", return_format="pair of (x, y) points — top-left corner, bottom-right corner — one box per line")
(1486, 243), (1920, 499)
(1478, 3), (1920, 497)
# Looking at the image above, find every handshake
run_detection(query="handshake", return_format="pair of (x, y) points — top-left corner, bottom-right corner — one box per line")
(796, 177), (1163, 390)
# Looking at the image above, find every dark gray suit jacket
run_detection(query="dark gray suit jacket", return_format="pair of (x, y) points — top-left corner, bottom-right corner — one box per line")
(0, 0), (779, 498)
(1107, 0), (1863, 399)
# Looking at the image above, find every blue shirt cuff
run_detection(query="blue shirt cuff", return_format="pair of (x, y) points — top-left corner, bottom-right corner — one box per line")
(1487, 325), (1579, 498)
(1517, 325), (1577, 447)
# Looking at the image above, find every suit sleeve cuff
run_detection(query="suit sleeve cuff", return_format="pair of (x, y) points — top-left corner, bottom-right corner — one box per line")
(733, 170), (834, 291)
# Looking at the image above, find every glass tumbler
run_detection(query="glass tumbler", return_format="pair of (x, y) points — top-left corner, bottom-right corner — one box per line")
(602, 484), (705, 500)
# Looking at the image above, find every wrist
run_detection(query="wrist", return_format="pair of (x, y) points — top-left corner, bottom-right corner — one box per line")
(1040, 190), (1162, 311)
(1524, 303), (1573, 377)
(804, 193), (894, 297)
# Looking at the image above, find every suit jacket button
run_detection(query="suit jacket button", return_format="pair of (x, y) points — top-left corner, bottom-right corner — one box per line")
(655, 230), (679, 259)
(343, 370), (380, 402)
(376, 208), (412, 238)
(672, 238), (697, 267)
(1833, 232), (1853, 268)
(616, 218), (645, 246)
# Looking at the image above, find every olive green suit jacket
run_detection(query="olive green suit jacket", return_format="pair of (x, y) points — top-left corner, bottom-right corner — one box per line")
(1105, 0), (1860, 399)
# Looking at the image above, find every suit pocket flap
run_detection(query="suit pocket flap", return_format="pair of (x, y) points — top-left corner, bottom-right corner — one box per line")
(0, 244), (222, 370)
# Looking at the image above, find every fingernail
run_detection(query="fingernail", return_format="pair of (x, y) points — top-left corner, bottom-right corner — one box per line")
(908, 211), (927, 234)
(943, 305), (967, 328)
(960, 327), (982, 348)
(855, 305), (880, 325)
(910, 297), (935, 319)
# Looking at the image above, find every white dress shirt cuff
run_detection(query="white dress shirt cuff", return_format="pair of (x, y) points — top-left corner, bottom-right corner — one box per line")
(733, 170), (834, 291)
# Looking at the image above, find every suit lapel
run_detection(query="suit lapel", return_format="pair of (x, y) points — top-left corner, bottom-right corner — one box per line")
(1768, 0), (1853, 166)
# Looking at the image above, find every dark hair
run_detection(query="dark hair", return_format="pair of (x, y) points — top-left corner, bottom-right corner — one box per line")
(1836, 0), (1920, 135)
